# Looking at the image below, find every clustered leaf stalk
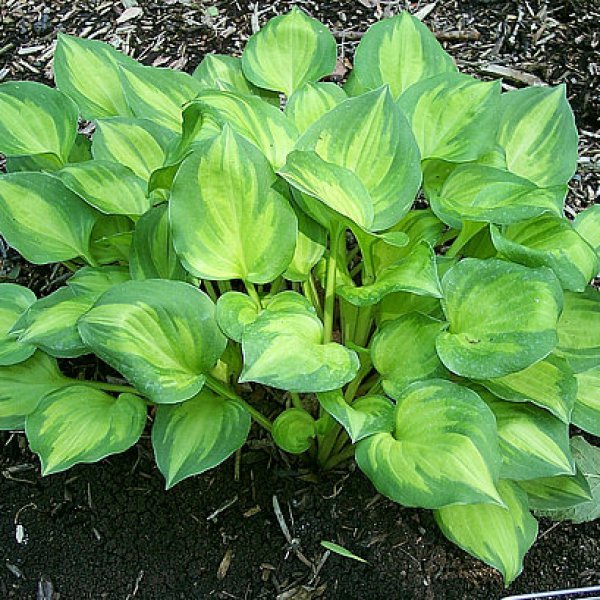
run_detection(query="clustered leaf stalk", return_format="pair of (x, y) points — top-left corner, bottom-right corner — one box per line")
(0, 6), (598, 586)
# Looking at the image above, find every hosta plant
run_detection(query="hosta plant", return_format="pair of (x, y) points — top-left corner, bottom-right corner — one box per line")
(1, 8), (599, 585)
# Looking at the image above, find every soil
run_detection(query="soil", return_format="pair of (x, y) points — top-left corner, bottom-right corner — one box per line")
(0, 1), (599, 599)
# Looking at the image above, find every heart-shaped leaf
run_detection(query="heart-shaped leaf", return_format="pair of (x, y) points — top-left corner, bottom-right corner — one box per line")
(26, 386), (146, 475)
(497, 85), (578, 187)
(0, 352), (70, 430)
(317, 390), (394, 443)
(170, 127), (297, 283)
(54, 34), (139, 119)
(436, 258), (563, 379)
(371, 312), (448, 398)
(241, 7), (337, 96)
(352, 12), (456, 98)
(355, 380), (502, 508)
(0, 81), (78, 164)
(152, 388), (250, 488)
(435, 480), (538, 585)
(398, 73), (500, 162)
(240, 292), (359, 393)
(0, 172), (97, 264)
(480, 355), (576, 423)
(491, 215), (598, 292)
(216, 292), (260, 343)
(272, 408), (317, 453)
(78, 280), (226, 404)
(0, 284), (36, 366)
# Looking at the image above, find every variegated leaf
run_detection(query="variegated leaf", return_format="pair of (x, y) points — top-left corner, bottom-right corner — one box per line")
(574, 205), (600, 257)
(241, 7), (337, 96)
(284, 209), (327, 282)
(355, 380), (502, 508)
(272, 408), (317, 453)
(0, 284), (36, 366)
(216, 292), (259, 343)
(152, 388), (250, 488)
(352, 12), (456, 98)
(66, 265), (131, 297)
(26, 386), (146, 475)
(573, 366), (600, 436)
(435, 481), (538, 585)
(78, 280), (226, 404)
(285, 82), (347, 133)
(519, 471), (592, 511)
(436, 259), (563, 379)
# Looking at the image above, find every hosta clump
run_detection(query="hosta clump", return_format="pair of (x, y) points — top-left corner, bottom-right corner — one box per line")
(0, 7), (599, 584)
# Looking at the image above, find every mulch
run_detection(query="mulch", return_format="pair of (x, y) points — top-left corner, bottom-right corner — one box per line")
(0, 1), (599, 599)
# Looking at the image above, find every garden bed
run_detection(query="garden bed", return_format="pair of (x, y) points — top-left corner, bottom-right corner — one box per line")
(0, 1), (599, 598)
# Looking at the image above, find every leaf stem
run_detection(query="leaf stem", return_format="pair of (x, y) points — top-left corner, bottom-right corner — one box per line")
(323, 224), (344, 344)
(203, 280), (218, 303)
(205, 375), (273, 432)
(244, 280), (262, 308)
(290, 392), (304, 410)
(322, 444), (356, 470)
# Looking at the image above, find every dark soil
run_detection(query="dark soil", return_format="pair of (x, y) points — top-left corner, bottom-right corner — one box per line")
(0, 1), (599, 599)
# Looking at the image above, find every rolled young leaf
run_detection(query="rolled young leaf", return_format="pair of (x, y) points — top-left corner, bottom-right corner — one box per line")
(436, 258), (563, 379)
(170, 126), (297, 283)
(54, 33), (139, 119)
(0, 81), (79, 164)
(352, 12), (457, 98)
(78, 280), (227, 404)
(57, 161), (152, 216)
(491, 215), (598, 293)
(398, 73), (500, 163)
(371, 312), (448, 398)
(152, 388), (250, 489)
(355, 380), (502, 509)
(0, 172), (97, 264)
(435, 480), (538, 585)
(272, 408), (317, 454)
(0, 284), (36, 366)
(241, 7), (337, 96)
(0, 352), (70, 430)
(497, 85), (578, 187)
(26, 386), (146, 475)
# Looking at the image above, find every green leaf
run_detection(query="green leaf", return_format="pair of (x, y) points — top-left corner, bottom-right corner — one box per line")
(129, 204), (187, 281)
(241, 7), (337, 96)
(435, 480), (538, 585)
(355, 380), (502, 508)
(192, 53), (279, 104)
(280, 87), (421, 232)
(240, 291), (359, 393)
(284, 209), (327, 282)
(0, 352), (70, 430)
(337, 242), (442, 307)
(320, 541), (367, 563)
(272, 408), (317, 454)
(89, 215), (134, 265)
(436, 258), (563, 379)
(573, 366), (600, 436)
(352, 12), (456, 99)
(54, 33), (139, 119)
(285, 82), (347, 133)
(216, 292), (259, 343)
(480, 355), (576, 423)
(483, 394), (574, 481)
(92, 117), (176, 180)
(317, 390), (394, 443)
(574, 205), (600, 256)
(0, 284), (36, 366)
(4, 152), (63, 174)
(57, 161), (152, 216)
(377, 292), (443, 325)
(430, 164), (565, 229)
(185, 90), (298, 169)
(371, 312), (448, 398)
(11, 287), (93, 358)
(0, 172), (97, 264)
(491, 215), (598, 292)
(78, 280), (226, 404)
(170, 127), (297, 283)
(534, 436), (600, 524)
(152, 388), (250, 488)
(497, 85), (578, 187)
(398, 73), (500, 162)
(26, 386), (146, 475)
(556, 287), (600, 373)
(519, 471), (592, 511)
(120, 64), (204, 132)
(66, 265), (131, 297)
(0, 81), (78, 164)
